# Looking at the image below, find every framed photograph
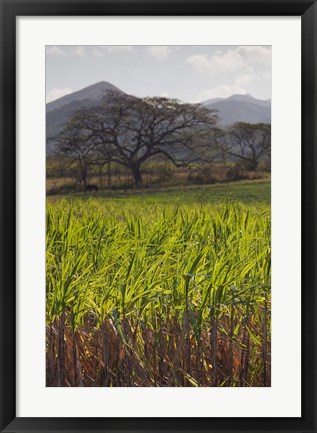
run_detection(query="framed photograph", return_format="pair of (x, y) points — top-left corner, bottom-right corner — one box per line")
(0, 1), (316, 432)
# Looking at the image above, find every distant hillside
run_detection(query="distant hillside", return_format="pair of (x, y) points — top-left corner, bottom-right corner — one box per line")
(202, 94), (271, 125)
(46, 81), (124, 113)
(46, 83), (271, 153)
(46, 81), (126, 152)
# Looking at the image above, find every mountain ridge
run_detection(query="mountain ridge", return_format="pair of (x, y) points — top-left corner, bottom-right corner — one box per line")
(202, 93), (271, 107)
(202, 93), (271, 125)
(46, 82), (271, 152)
(46, 81), (125, 113)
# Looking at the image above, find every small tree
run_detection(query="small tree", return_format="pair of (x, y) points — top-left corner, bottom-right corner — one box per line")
(222, 122), (271, 170)
(56, 111), (101, 188)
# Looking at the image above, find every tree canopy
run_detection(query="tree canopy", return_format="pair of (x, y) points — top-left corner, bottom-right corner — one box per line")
(56, 94), (271, 189)
(219, 122), (271, 170)
(57, 93), (218, 185)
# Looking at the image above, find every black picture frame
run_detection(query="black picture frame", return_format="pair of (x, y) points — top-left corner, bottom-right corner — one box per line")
(0, 0), (316, 432)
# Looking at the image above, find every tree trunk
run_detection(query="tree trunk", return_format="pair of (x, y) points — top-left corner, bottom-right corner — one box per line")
(131, 166), (142, 185)
(250, 148), (258, 171)
(98, 164), (103, 188)
(107, 161), (111, 188)
(251, 159), (258, 171)
(80, 159), (87, 189)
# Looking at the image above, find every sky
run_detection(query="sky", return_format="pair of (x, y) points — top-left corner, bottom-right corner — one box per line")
(46, 45), (272, 103)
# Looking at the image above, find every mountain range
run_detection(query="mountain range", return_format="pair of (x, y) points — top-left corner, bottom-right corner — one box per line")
(46, 81), (271, 152)
(202, 93), (271, 125)
(46, 82), (123, 149)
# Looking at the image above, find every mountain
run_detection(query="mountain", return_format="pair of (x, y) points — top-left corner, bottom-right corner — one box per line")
(46, 81), (124, 113)
(46, 83), (271, 153)
(202, 93), (271, 125)
(46, 81), (125, 151)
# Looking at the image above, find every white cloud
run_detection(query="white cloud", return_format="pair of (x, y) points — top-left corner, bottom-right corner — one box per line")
(186, 46), (271, 77)
(46, 88), (73, 103)
(73, 46), (86, 57)
(160, 92), (169, 98)
(46, 46), (67, 57)
(93, 46), (134, 57)
(186, 46), (271, 99)
(186, 54), (213, 73)
(199, 85), (247, 101)
(146, 46), (171, 61)
(236, 46), (271, 65)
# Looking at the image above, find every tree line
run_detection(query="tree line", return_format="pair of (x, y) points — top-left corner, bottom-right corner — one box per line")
(54, 92), (271, 188)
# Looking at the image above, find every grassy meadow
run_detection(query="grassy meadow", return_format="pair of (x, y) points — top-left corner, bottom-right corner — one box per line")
(46, 180), (271, 387)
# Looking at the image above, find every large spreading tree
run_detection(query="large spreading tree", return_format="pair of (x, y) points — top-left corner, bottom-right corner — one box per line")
(57, 93), (218, 185)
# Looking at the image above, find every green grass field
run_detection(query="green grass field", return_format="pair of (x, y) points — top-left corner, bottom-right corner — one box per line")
(46, 180), (271, 387)
(48, 179), (270, 205)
